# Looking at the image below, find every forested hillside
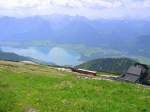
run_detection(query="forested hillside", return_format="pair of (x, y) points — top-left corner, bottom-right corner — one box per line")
(0, 50), (32, 62)
(77, 58), (137, 74)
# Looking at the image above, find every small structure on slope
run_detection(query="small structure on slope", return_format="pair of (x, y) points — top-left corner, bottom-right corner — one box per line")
(70, 67), (97, 76)
(118, 63), (149, 84)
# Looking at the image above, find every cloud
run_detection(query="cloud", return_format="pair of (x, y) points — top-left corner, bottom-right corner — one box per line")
(0, 0), (150, 19)
(49, 0), (122, 9)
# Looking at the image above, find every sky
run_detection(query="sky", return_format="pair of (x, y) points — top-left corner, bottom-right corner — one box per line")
(0, 0), (150, 19)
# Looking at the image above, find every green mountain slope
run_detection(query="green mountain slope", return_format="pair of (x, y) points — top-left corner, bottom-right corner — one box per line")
(0, 50), (32, 62)
(77, 58), (137, 74)
(0, 60), (150, 112)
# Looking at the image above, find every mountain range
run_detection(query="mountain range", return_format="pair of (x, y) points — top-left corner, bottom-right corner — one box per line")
(0, 15), (150, 61)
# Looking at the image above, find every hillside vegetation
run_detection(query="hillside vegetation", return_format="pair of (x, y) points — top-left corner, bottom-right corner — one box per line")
(0, 60), (150, 112)
(0, 50), (32, 62)
(77, 58), (137, 74)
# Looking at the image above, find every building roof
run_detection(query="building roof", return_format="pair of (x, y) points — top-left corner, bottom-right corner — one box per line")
(120, 74), (140, 82)
(119, 63), (149, 83)
(126, 66), (142, 76)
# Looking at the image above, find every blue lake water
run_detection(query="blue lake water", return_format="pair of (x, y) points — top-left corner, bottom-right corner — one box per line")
(1, 46), (82, 66)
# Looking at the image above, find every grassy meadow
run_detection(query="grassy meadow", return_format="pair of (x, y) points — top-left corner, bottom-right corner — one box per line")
(0, 61), (150, 112)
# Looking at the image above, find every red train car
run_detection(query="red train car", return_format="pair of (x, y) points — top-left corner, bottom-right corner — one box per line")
(70, 68), (96, 76)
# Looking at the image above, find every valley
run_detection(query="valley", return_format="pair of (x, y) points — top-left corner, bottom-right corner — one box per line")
(0, 16), (150, 66)
(0, 1), (150, 112)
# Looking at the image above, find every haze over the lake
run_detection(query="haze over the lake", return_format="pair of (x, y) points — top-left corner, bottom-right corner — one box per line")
(1, 47), (82, 66)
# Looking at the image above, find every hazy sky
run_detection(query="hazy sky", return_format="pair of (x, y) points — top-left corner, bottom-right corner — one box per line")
(0, 0), (150, 19)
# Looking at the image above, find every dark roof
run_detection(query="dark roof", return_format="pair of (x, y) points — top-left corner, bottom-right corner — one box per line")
(119, 74), (140, 82)
(119, 63), (149, 83)
(126, 66), (142, 76)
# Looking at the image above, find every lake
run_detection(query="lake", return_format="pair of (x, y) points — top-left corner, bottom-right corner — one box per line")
(1, 46), (82, 66)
